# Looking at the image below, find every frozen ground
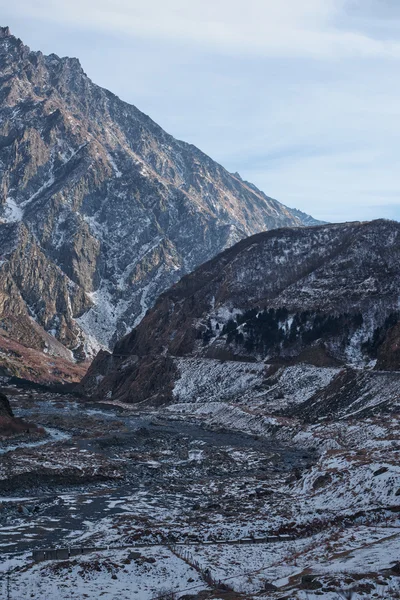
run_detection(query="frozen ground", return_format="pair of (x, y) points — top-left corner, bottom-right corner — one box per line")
(0, 365), (399, 598)
(1, 547), (206, 599)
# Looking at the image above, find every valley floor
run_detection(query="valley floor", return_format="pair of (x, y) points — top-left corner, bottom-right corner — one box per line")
(0, 373), (399, 599)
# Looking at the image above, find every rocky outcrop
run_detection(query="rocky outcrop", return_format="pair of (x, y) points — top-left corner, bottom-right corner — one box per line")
(0, 25), (320, 367)
(0, 390), (19, 437)
(0, 333), (87, 383)
(0, 223), (90, 356)
(376, 321), (400, 370)
(0, 392), (12, 417)
(81, 219), (400, 403)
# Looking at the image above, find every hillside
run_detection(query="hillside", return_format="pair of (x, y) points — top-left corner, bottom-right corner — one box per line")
(82, 219), (400, 404)
(56, 219), (400, 598)
(0, 25), (319, 375)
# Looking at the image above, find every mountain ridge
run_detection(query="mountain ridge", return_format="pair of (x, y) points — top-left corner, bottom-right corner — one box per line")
(0, 25), (320, 377)
(80, 218), (400, 403)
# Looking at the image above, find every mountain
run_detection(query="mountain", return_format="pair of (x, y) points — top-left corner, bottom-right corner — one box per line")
(81, 219), (400, 404)
(0, 26), (320, 375)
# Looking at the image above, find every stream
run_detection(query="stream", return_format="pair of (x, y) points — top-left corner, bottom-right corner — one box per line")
(0, 387), (316, 558)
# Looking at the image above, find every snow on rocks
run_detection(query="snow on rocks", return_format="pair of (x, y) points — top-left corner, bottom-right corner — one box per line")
(261, 364), (341, 411)
(294, 446), (400, 516)
(173, 357), (265, 403)
(2, 547), (207, 599)
(2, 197), (23, 222)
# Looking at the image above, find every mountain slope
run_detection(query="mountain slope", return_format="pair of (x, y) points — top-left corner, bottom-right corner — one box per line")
(0, 26), (319, 365)
(81, 219), (400, 403)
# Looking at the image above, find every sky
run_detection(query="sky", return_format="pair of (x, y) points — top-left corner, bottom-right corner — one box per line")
(1, 0), (400, 222)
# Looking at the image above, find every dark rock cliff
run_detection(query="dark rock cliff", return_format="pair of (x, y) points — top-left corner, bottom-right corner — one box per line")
(0, 392), (12, 417)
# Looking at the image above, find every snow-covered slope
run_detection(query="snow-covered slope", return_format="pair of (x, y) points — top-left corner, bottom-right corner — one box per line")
(0, 25), (319, 366)
(82, 219), (400, 404)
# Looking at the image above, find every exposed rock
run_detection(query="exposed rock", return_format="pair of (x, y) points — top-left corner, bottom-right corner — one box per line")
(312, 473), (332, 490)
(288, 367), (400, 421)
(0, 332), (87, 383)
(82, 219), (400, 403)
(0, 392), (12, 417)
(373, 467), (388, 477)
(301, 575), (323, 590)
(0, 384), (47, 438)
(376, 321), (400, 370)
(0, 27), (320, 368)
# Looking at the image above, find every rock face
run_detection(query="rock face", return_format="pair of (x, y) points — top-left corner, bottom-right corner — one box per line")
(0, 26), (320, 364)
(0, 332), (87, 383)
(81, 219), (400, 403)
(0, 392), (12, 418)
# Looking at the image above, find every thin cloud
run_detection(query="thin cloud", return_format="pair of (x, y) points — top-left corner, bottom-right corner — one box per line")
(6, 0), (400, 59)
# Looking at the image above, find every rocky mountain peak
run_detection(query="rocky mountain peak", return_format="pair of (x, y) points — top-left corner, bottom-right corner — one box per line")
(0, 26), (11, 38)
(0, 26), (322, 377)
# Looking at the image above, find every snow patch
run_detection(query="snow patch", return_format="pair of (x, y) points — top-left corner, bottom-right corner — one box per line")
(173, 357), (265, 403)
(3, 197), (23, 222)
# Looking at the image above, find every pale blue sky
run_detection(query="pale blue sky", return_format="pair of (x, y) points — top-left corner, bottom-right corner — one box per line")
(2, 0), (400, 222)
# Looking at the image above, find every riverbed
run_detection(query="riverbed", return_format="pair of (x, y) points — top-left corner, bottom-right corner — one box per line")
(0, 385), (316, 559)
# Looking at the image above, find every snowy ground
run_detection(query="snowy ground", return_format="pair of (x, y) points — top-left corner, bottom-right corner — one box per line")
(1, 365), (400, 598)
(1, 547), (207, 599)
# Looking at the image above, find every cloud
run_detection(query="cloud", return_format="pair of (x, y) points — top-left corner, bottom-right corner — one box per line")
(6, 0), (400, 60)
